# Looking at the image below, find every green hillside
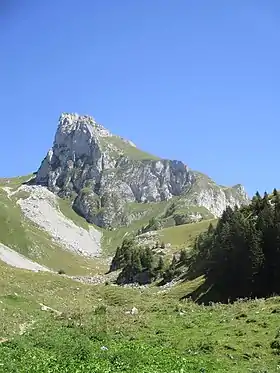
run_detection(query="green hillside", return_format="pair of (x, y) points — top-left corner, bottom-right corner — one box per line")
(0, 262), (279, 372)
(159, 219), (217, 248)
(0, 180), (106, 276)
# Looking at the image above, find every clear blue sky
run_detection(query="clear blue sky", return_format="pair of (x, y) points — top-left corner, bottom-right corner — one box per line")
(1, 0), (279, 196)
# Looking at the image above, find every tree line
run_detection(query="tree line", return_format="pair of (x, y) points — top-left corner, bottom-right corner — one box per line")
(190, 189), (280, 301)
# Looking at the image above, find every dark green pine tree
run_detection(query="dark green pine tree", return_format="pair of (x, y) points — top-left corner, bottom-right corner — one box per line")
(157, 256), (164, 272)
(110, 238), (134, 272)
(273, 189), (280, 222)
(244, 216), (263, 295)
(205, 206), (242, 297)
(222, 210), (248, 297)
(207, 222), (215, 235)
(140, 247), (153, 270)
(272, 189), (280, 293)
(251, 191), (263, 215)
(214, 206), (234, 239)
(131, 250), (142, 274)
(256, 194), (275, 294)
(122, 238), (134, 250)
(109, 246), (121, 271)
(121, 248), (143, 283)
(179, 249), (188, 264)
(124, 245), (132, 267)
(170, 254), (177, 270)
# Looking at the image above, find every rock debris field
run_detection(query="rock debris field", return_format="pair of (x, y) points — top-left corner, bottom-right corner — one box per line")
(17, 185), (102, 257)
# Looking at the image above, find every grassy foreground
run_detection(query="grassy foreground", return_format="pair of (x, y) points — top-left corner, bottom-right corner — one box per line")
(0, 262), (280, 372)
(0, 177), (279, 371)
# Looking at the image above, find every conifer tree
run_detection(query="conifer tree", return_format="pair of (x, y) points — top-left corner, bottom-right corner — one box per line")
(157, 256), (164, 272)
(207, 222), (215, 235)
(140, 247), (153, 270)
(170, 254), (177, 269)
(131, 250), (142, 274)
(179, 249), (188, 264)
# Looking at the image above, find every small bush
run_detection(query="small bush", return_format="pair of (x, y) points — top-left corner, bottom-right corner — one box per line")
(271, 340), (280, 354)
(58, 269), (66, 275)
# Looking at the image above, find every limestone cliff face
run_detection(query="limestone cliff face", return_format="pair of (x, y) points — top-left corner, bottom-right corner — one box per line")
(36, 113), (249, 228)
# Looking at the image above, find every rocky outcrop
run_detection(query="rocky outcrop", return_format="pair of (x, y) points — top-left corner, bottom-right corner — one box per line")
(36, 113), (250, 228)
(179, 172), (249, 218)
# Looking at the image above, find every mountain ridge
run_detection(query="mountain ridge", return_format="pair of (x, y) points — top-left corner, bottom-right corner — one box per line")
(35, 113), (249, 229)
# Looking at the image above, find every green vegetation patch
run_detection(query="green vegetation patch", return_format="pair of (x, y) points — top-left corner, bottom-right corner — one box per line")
(0, 174), (34, 189)
(159, 219), (217, 248)
(102, 201), (168, 253)
(57, 197), (90, 231)
(101, 135), (160, 161)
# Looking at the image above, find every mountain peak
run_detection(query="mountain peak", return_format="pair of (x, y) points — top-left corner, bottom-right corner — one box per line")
(36, 113), (249, 229)
(58, 112), (112, 138)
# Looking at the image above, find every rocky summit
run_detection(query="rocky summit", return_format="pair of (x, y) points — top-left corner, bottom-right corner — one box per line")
(36, 113), (249, 228)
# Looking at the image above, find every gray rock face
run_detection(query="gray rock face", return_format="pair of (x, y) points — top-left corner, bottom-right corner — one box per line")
(36, 113), (250, 228)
